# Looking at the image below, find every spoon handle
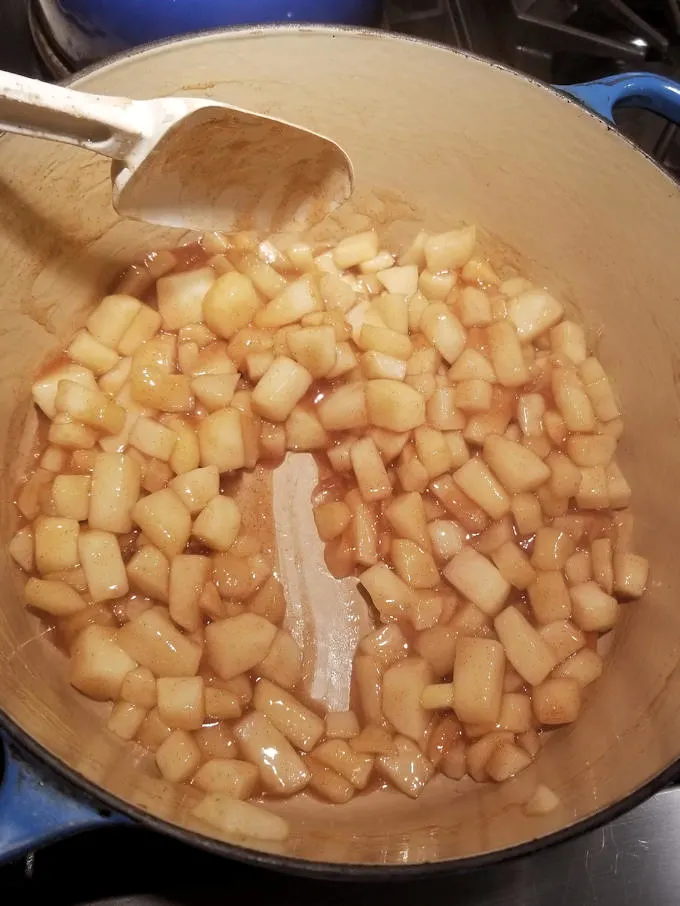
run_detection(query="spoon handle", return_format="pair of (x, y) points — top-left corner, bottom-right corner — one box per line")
(0, 70), (145, 159)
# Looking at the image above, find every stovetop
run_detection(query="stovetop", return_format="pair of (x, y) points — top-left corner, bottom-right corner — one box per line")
(4, 1), (680, 903)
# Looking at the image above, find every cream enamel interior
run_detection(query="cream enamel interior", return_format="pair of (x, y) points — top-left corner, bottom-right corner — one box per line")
(1, 27), (679, 867)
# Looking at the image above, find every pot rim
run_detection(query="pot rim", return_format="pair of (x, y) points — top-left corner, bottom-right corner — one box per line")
(2, 22), (677, 877)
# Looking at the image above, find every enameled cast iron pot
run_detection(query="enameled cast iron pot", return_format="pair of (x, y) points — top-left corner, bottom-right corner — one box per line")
(1, 26), (680, 876)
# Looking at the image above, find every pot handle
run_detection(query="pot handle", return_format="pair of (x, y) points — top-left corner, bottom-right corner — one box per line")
(556, 72), (680, 125)
(0, 729), (125, 864)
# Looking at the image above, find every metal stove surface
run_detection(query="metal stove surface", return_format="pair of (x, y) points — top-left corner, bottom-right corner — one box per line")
(3, 0), (680, 903)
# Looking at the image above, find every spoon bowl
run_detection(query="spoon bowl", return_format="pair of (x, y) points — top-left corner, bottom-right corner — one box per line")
(0, 71), (353, 232)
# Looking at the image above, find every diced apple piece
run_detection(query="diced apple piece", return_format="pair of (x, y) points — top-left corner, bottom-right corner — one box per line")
(507, 289), (563, 341)
(198, 271), (259, 337)
(204, 687), (242, 720)
(255, 275), (321, 329)
(193, 794), (289, 841)
(192, 495), (240, 551)
(131, 489), (191, 558)
(532, 678), (581, 725)
(87, 294), (141, 348)
(118, 608), (201, 676)
(24, 577), (87, 616)
(430, 475), (489, 532)
(361, 350), (407, 382)
(552, 368), (596, 432)
(213, 551), (271, 599)
(107, 701), (147, 741)
(452, 638), (505, 724)
(89, 452), (141, 533)
(67, 329), (120, 376)
(365, 379), (425, 432)
(256, 630), (302, 689)
(325, 711), (361, 740)
(524, 784), (561, 816)
(34, 516), (80, 574)
(78, 530), (128, 602)
(48, 414), (98, 451)
(313, 501), (352, 542)
(312, 740), (373, 790)
(425, 387), (464, 432)
(287, 325), (336, 378)
(427, 519), (465, 563)
(382, 658), (433, 743)
(251, 356), (312, 423)
(70, 625), (137, 700)
(384, 492), (430, 551)
(253, 678), (324, 752)
(156, 728), (201, 782)
(118, 305), (162, 356)
(580, 357), (621, 422)
(391, 539), (439, 589)
(155, 267), (214, 330)
(375, 735), (433, 798)
(413, 425), (452, 480)
(424, 226), (476, 271)
(375, 264), (418, 296)
(33, 364), (98, 419)
(168, 466), (220, 516)
(552, 648), (603, 686)
(487, 321), (529, 387)
(420, 303), (466, 364)
(196, 408), (244, 473)
(531, 527), (574, 570)
(486, 742), (533, 782)
(570, 581), (619, 631)
(458, 286), (492, 327)
(359, 324), (412, 361)
(205, 613), (276, 681)
(606, 461), (632, 509)
(613, 551), (648, 599)
(491, 541), (536, 590)
(551, 320), (586, 365)
(9, 526), (34, 572)
(191, 374), (239, 412)
(317, 382), (367, 431)
(567, 434), (617, 467)
(444, 548), (510, 616)
(192, 759), (258, 799)
(120, 666), (157, 709)
(576, 466), (609, 510)
(483, 434), (551, 494)
(126, 545), (169, 602)
(234, 711), (310, 795)
(55, 380), (125, 435)
(497, 692), (532, 733)
(454, 458), (510, 520)
(332, 231), (379, 268)
(156, 675), (204, 731)
(510, 493), (542, 535)
(494, 606), (558, 685)
(528, 570), (571, 624)
(538, 619), (585, 662)
(359, 563), (416, 622)
(51, 474), (91, 522)
(590, 537), (613, 594)
(419, 269), (456, 301)
(350, 436), (391, 502)
(168, 554), (210, 632)
(420, 683), (455, 710)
